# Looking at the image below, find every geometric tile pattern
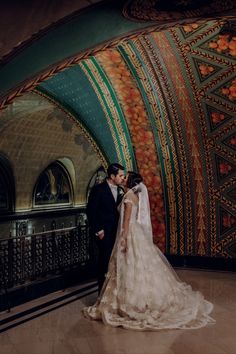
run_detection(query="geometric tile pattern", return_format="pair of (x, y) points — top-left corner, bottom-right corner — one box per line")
(222, 134), (236, 151)
(95, 47), (166, 248)
(214, 154), (236, 183)
(192, 57), (222, 84)
(204, 104), (233, 132)
(218, 205), (236, 240)
(166, 21), (236, 257)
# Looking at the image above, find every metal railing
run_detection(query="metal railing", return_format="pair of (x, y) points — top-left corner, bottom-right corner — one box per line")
(0, 224), (92, 292)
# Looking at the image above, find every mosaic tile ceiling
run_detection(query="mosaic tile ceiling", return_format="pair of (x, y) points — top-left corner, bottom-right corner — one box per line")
(37, 20), (236, 258)
(0, 1), (235, 258)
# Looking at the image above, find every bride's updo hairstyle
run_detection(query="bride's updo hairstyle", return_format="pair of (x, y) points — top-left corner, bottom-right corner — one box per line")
(126, 171), (143, 191)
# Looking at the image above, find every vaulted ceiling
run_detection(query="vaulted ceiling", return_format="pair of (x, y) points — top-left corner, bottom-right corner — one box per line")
(0, 0), (235, 257)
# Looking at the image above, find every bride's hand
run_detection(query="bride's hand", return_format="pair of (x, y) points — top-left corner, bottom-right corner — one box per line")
(120, 237), (128, 253)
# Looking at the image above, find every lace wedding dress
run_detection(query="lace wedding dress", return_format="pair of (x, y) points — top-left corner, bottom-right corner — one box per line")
(83, 184), (215, 330)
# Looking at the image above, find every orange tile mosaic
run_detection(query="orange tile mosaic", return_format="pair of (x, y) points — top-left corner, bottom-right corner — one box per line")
(96, 49), (166, 250)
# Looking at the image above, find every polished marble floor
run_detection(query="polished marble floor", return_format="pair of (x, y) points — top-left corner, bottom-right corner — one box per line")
(0, 268), (236, 354)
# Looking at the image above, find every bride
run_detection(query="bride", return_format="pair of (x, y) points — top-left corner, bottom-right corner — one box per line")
(83, 171), (215, 330)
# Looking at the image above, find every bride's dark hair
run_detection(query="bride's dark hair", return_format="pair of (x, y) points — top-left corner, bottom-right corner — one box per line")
(126, 171), (143, 189)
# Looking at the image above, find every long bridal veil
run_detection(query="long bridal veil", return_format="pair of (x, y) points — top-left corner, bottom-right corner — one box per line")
(83, 182), (215, 330)
(117, 182), (181, 284)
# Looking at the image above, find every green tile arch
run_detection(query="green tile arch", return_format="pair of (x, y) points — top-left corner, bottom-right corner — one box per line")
(39, 65), (119, 163)
(81, 57), (137, 171)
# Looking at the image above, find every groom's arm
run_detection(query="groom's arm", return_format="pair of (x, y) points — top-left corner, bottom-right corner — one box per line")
(87, 186), (103, 235)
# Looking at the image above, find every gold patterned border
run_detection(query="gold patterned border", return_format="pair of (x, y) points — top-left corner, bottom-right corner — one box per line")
(123, 0), (236, 22)
(1, 18), (227, 112)
(0, 26), (164, 112)
(80, 59), (133, 170)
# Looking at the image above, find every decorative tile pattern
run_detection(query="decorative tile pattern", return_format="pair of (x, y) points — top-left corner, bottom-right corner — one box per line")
(40, 65), (119, 164)
(1, 17), (235, 260)
(167, 20), (236, 257)
(96, 48), (166, 249)
(80, 58), (135, 171)
(118, 39), (181, 253)
(122, 0), (235, 22)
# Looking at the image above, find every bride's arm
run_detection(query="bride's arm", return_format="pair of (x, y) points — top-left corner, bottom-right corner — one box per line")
(120, 201), (132, 252)
(123, 202), (132, 235)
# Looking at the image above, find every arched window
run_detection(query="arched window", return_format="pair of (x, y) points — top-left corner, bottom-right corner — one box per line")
(34, 161), (72, 207)
(0, 174), (8, 209)
(86, 165), (106, 201)
(0, 154), (15, 213)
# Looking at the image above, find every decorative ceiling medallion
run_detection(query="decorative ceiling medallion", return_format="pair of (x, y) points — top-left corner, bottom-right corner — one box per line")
(123, 0), (236, 22)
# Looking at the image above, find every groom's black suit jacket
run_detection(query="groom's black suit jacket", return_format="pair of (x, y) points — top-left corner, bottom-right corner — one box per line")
(87, 180), (122, 242)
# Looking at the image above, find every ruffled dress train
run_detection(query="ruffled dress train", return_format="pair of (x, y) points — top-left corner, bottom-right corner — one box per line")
(83, 194), (215, 331)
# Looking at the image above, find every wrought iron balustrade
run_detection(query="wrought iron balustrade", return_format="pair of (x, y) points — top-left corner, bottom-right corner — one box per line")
(0, 224), (92, 292)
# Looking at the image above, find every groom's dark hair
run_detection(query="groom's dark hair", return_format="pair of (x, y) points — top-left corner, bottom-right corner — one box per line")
(107, 163), (124, 178)
(126, 171), (143, 189)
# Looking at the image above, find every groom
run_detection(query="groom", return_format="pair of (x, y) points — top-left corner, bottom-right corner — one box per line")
(87, 163), (125, 294)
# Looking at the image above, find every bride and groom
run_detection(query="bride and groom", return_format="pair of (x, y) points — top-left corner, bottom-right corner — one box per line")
(85, 163), (214, 330)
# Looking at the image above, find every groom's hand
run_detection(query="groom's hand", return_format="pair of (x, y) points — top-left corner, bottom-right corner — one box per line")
(96, 230), (105, 240)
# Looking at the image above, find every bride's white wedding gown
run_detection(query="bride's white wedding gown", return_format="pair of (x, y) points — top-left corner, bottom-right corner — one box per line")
(83, 188), (215, 330)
